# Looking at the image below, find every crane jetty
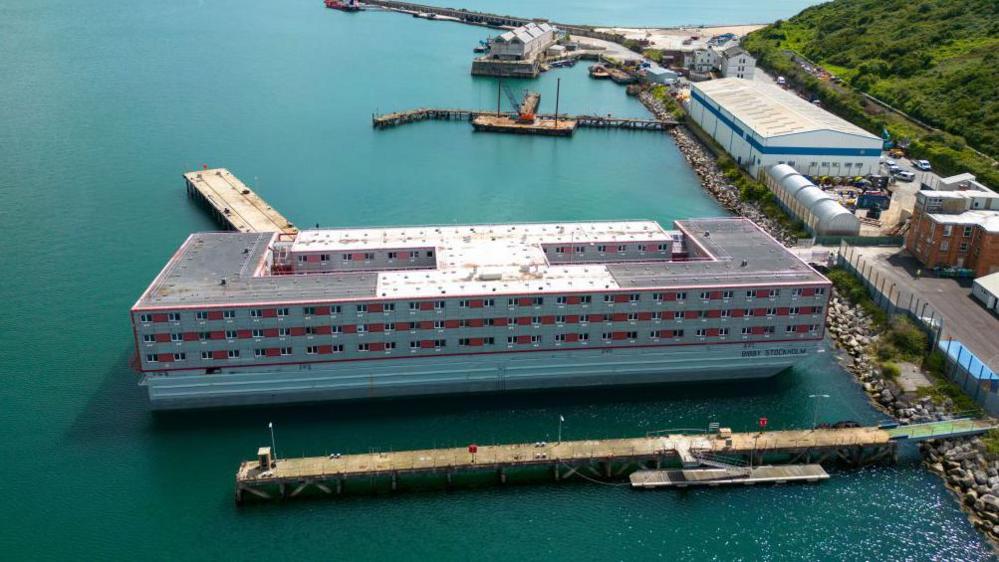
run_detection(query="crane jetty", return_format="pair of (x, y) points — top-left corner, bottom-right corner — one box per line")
(234, 418), (994, 504)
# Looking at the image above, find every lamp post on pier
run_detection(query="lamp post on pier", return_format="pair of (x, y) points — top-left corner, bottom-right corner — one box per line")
(809, 394), (830, 430)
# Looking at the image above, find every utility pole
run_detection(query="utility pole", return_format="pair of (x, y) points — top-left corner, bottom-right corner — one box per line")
(554, 78), (561, 127)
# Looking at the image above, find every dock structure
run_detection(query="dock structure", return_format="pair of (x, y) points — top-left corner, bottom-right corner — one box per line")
(233, 419), (994, 503)
(360, 0), (623, 43)
(184, 168), (297, 235)
(371, 108), (676, 132)
(630, 464), (830, 488)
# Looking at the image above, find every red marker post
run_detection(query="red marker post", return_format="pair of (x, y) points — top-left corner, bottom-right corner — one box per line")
(468, 443), (478, 464)
(759, 417), (768, 432)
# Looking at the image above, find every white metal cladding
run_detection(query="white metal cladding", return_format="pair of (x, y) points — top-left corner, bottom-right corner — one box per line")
(764, 165), (860, 236)
(770, 164), (800, 187)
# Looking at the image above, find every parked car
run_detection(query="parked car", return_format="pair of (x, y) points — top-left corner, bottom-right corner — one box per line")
(888, 165), (902, 175)
(914, 159), (932, 171)
(895, 171), (916, 182)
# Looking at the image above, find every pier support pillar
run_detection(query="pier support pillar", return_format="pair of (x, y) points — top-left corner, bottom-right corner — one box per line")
(498, 468), (506, 484)
(553, 465), (560, 481)
(391, 472), (398, 492)
(603, 461), (612, 479)
(278, 483), (286, 499)
(336, 478), (343, 495)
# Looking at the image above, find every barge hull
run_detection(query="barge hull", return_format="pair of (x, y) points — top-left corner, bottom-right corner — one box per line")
(144, 341), (821, 409)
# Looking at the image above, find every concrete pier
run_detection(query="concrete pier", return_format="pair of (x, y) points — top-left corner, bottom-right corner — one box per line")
(184, 168), (297, 234)
(233, 420), (996, 504)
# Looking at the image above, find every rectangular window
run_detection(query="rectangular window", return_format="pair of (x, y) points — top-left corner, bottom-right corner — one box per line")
(332, 345), (344, 353)
(139, 314), (153, 323)
(959, 242), (969, 252)
(768, 289), (780, 298)
(723, 290), (733, 299)
(357, 343), (370, 352)
(145, 354), (158, 362)
(629, 294), (640, 303)
(792, 288), (802, 297)
(746, 290), (755, 299)
(142, 334), (155, 343)
(223, 310), (235, 319)
(225, 330), (237, 339)
(815, 288), (826, 296)
(331, 325), (342, 334)
(652, 312), (662, 320)
(789, 307), (799, 315)
(676, 292), (687, 301)
(385, 323), (396, 331)
(330, 305), (342, 314)
(357, 324), (367, 333)
(696, 328), (706, 337)
(674, 311), (683, 320)
(719, 328), (729, 336)
(700, 291), (710, 300)
(254, 349), (265, 358)
(434, 301), (445, 310)
(766, 308), (777, 316)
(720, 309), (731, 318)
(410, 341), (420, 349)
(658, 243), (668, 251)
(384, 303), (395, 311)
(964, 226), (973, 237)
(280, 347), (292, 356)
(627, 313), (638, 321)
(168, 312), (181, 322)
(617, 245), (626, 253)
(387, 252), (398, 259)
(579, 333), (589, 341)
(306, 346), (318, 355)
(320, 254), (330, 262)
(574, 246), (584, 254)
(652, 293), (663, 302)
(434, 320), (444, 329)
(305, 326), (316, 335)
(279, 327), (290, 337)
(303, 306), (315, 316)
(342, 254), (350, 261)
(556, 296), (567, 305)
(604, 295), (613, 303)
(673, 330), (684, 338)
(556, 315), (566, 324)
(579, 296), (592, 304)
(357, 304), (367, 313)
(196, 311), (209, 320)
(742, 327), (751, 335)
(228, 350), (240, 359)
(250, 309), (262, 318)
(596, 245), (607, 252)
(786, 325), (795, 333)
(201, 351), (211, 360)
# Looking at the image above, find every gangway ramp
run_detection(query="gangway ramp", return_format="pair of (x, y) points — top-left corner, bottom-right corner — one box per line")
(884, 419), (995, 441)
(630, 465), (829, 489)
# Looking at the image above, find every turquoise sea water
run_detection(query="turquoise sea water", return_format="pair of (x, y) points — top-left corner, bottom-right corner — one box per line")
(0, 0), (994, 559)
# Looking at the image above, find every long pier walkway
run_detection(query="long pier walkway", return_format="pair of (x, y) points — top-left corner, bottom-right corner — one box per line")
(234, 419), (994, 503)
(372, 108), (677, 131)
(360, 0), (622, 42)
(184, 168), (297, 234)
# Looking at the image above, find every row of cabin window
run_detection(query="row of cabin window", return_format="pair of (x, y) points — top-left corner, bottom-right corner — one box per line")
(144, 324), (822, 362)
(296, 250), (435, 263)
(137, 288), (826, 323)
(141, 306), (826, 342)
(548, 243), (670, 254)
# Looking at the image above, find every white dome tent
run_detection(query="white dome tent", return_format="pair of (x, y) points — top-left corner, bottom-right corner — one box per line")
(765, 164), (860, 236)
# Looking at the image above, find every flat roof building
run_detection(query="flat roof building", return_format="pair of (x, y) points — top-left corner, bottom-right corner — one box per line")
(905, 190), (999, 277)
(131, 217), (832, 408)
(972, 272), (999, 314)
(687, 79), (882, 178)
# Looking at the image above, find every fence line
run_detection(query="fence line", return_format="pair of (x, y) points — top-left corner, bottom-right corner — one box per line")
(838, 242), (999, 413)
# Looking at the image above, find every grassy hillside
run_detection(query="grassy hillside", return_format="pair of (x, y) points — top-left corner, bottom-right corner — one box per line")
(743, 0), (998, 186)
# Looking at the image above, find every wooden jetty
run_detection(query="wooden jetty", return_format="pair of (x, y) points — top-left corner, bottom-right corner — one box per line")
(371, 108), (676, 132)
(233, 419), (994, 503)
(184, 168), (297, 235)
(630, 464), (830, 488)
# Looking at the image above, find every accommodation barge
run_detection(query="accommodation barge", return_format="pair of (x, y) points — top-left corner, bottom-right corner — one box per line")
(131, 217), (831, 409)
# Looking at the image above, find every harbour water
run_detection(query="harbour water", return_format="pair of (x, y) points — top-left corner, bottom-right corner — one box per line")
(0, 0), (994, 559)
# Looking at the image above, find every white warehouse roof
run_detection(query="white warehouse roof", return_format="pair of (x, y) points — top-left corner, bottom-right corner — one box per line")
(692, 79), (881, 140)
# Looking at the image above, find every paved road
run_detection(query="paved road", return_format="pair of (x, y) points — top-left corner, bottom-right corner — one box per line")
(850, 246), (999, 371)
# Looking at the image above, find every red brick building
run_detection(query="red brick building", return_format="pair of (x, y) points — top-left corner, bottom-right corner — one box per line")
(905, 190), (999, 277)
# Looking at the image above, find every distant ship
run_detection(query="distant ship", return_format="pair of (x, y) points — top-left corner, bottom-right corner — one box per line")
(324, 0), (363, 12)
(131, 217), (830, 409)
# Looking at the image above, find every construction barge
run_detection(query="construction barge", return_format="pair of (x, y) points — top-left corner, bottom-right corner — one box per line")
(234, 419), (994, 503)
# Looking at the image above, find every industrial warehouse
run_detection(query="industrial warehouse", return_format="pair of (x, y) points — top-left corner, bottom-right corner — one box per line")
(686, 79), (882, 178)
